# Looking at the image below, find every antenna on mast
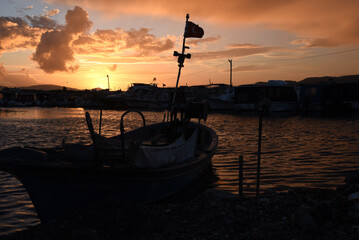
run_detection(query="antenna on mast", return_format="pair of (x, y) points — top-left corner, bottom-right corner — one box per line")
(169, 14), (204, 118)
(170, 14), (192, 114)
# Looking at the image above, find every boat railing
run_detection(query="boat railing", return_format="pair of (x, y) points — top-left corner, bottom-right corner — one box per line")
(120, 110), (146, 160)
(85, 111), (102, 167)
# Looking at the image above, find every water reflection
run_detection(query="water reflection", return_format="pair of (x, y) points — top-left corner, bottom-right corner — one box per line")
(0, 107), (85, 119)
(0, 108), (359, 234)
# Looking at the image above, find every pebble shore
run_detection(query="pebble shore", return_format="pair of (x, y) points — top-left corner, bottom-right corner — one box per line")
(3, 172), (359, 240)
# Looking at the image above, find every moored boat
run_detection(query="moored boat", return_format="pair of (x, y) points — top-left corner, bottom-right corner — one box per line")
(234, 81), (298, 112)
(0, 108), (217, 223)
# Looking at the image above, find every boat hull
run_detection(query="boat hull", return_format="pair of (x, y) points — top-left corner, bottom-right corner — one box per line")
(0, 123), (218, 223)
(13, 155), (211, 222)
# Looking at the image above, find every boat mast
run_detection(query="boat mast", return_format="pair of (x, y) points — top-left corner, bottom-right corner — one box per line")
(170, 13), (192, 115)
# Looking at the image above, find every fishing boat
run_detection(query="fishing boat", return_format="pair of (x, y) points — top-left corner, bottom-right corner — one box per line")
(206, 85), (235, 111)
(0, 14), (215, 223)
(234, 81), (298, 112)
(0, 107), (217, 223)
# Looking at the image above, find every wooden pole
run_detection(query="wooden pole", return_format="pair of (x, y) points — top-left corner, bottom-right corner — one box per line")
(239, 155), (243, 197)
(256, 109), (263, 198)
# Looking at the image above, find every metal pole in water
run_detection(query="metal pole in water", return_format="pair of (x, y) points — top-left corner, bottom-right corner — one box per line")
(239, 155), (244, 197)
(107, 75), (110, 91)
(99, 108), (103, 136)
(256, 109), (263, 198)
(228, 59), (233, 87)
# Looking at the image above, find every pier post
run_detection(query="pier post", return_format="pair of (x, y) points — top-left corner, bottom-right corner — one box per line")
(99, 109), (103, 136)
(239, 155), (243, 197)
(256, 110), (263, 198)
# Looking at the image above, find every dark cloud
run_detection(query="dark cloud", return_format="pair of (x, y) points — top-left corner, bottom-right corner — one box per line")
(32, 30), (76, 73)
(72, 35), (96, 45)
(64, 6), (92, 34)
(0, 17), (42, 55)
(25, 15), (60, 29)
(32, 6), (92, 73)
(94, 29), (124, 44)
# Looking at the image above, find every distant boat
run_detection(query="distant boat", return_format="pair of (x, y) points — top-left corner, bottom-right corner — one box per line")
(206, 85), (235, 111)
(299, 82), (359, 113)
(234, 81), (298, 112)
(102, 91), (127, 109)
(265, 80), (298, 112)
(0, 108), (218, 223)
(234, 84), (265, 111)
(123, 83), (172, 109)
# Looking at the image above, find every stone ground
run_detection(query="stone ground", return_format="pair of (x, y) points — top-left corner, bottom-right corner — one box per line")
(3, 172), (359, 240)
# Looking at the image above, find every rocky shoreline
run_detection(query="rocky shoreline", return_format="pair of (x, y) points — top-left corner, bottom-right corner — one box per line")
(3, 172), (359, 240)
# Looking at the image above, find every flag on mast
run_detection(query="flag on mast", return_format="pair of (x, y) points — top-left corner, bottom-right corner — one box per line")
(185, 21), (204, 38)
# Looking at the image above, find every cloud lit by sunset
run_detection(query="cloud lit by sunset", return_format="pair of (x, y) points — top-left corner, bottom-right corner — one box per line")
(1, 0), (358, 90)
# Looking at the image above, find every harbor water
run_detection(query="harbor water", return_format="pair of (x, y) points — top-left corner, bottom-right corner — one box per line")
(1, 107), (359, 235)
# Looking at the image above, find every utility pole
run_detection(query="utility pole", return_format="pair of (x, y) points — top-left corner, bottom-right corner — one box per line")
(228, 59), (233, 87)
(107, 75), (110, 91)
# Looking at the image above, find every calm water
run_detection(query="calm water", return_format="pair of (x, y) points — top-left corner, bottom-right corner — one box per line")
(1, 107), (359, 235)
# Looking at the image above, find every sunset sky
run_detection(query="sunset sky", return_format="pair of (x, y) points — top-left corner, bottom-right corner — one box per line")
(1, 0), (359, 90)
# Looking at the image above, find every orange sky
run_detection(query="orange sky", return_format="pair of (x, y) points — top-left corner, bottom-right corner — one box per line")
(1, 0), (359, 90)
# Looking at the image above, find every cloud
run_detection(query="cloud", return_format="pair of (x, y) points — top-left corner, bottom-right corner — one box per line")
(25, 15), (60, 29)
(32, 6), (92, 73)
(72, 28), (175, 57)
(0, 17), (43, 56)
(232, 65), (271, 72)
(227, 43), (261, 49)
(46, 0), (359, 46)
(64, 6), (92, 34)
(32, 30), (77, 73)
(1, 73), (39, 87)
(44, 8), (60, 17)
(125, 28), (174, 56)
(187, 36), (221, 46)
(1, 5), (175, 71)
(0, 63), (6, 77)
(108, 64), (117, 71)
(0, 68), (39, 87)
(194, 44), (278, 60)
(291, 38), (341, 48)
